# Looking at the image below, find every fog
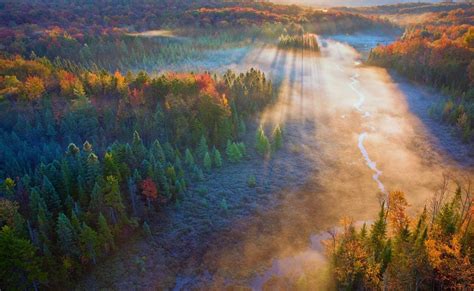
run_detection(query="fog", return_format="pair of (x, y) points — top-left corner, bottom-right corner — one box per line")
(80, 34), (473, 289)
(175, 36), (473, 288)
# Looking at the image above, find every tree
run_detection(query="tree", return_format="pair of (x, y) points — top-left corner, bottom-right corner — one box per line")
(97, 213), (115, 253)
(184, 148), (195, 168)
(196, 135), (208, 161)
(0, 226), (46, 290)
(104, 176), (125, 224)
(41, 176), (61, 215)
(256, 126), (270, 156)
(272, 125), (283, 151)
(22, 76), (45, 101)
(212, 147), (222, 168)
(79, 223), (99, 264)
(203, 152), (212, 172)
(226, 141), (242, 163)
(140, 178), (158, 210)
(132, 131), (146, 163)
(56, 213), (79, 257)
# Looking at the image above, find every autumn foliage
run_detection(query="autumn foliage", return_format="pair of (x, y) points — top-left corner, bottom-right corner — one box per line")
(327, 178), (473, 290)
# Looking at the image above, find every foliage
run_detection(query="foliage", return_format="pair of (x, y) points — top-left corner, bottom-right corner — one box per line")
(327, 178), (473, 290)
(368, 11), (474, 143)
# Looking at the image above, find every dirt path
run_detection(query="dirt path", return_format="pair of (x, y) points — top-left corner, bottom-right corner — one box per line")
(78, 36), (473, 290)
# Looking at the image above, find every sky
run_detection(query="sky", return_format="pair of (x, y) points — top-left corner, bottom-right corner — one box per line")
(271, 0), (441, 7)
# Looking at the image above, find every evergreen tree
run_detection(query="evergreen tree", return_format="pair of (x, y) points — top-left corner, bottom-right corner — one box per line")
(41, 176), (61, 215)
(97, 213), (115, 252)
(103, 152), (121, 181)
(272, 125), (283, 151)
(226, 142), (242, 163)
(29, 188), (48, 222)
(104, 176), (125, 223)
(212, 147), (222, 168)
(203, 152), (212, 172)
(85, 153), (100, 190)
(151, 140), (166, 163)
(184, 148), (195, 168)
(256, 126), (270, 156)
(56, 213), (79, 257)
(89, 182), (103, 214)
(79, 223), (99, 264)
(132, 131), (146, 163)
(196, 135), (208, 161)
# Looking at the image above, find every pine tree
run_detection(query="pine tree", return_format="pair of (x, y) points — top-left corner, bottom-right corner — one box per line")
(85, 153), (100, 190)
(212, 147), (222, 168)
(151, 140), (166, 163)
(88, 182), (103, 214)
(79, 223), (99, 264)
(104, 152), (121, 181)
(272, 125), (283, 151)
(196, 135), (208, 161)
(226, 142), (242, 163)
(41, 176), (61, 215)
(104, 176), (125, 223)
(132, 130), (146, 163)
(203, 152), (212, 172)
(97, 213), (115, 252)
(56, 213), (79, 257)
(184, 148), (195, 168)
(29, 188), (48, 222)
(256, 126), (270, 156)
(370, 203), (387, 263)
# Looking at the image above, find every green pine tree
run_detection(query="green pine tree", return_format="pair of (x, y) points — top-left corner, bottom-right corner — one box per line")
(203, 152), (212, 172)
(79, 223), (99, 264)
(56, 213), (79, 257)
(98, 213), (115, 253)
(212, 147), (222, 168)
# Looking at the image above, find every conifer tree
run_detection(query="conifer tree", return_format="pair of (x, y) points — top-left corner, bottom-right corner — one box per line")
(212, 147), (222, 168)
(256, 127), (270, 156)
(79, 223), (99, 264)
(203, 152), (212, 172)
(104, 176), (125, 223)
(196, 135), (208, 161)
(184, 148), (195, 168)
(56, 213), (78, 257)
(41, 176), (61, 215)
(89, 182), (103, 214)
(97, 213), (115, 252)
(272, 125), (283, 151)
(132, 131), (146, 163)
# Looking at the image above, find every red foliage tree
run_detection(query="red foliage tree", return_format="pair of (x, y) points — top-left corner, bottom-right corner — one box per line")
(140, 178), (158, 209)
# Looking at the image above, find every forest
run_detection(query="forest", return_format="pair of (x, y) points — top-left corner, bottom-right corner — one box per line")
(0, 0), (472, 290)
(0, 52), (279, 288)
(368, 8), (474, 142)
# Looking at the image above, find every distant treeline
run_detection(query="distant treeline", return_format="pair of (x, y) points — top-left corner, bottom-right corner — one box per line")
(368, 8), (474, 142)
